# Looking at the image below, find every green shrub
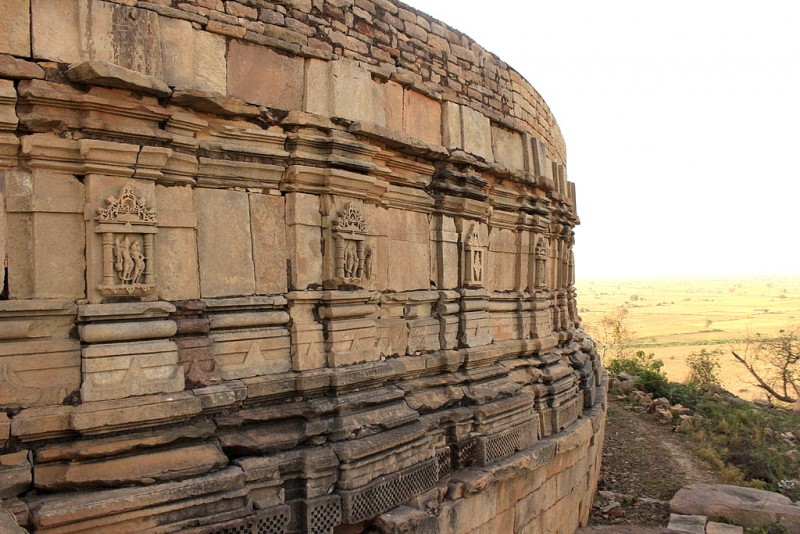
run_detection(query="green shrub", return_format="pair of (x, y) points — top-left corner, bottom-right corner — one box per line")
(686, 348), (722, 385)
(608, 350), (670, 397)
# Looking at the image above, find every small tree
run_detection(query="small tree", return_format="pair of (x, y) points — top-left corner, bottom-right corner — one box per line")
(731, 328), (800, 404)
(686, 348), (722, 386)
(595, 306), (633, 360)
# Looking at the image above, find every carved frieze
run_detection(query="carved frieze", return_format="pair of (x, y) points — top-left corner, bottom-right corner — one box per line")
(94, 185), (157, 298)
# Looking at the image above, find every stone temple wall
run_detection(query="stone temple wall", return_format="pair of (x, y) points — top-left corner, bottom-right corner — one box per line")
(0, 1), (605, 533)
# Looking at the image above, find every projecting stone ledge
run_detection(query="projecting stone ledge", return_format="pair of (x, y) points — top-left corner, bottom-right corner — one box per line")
(66, 60), (172, 98)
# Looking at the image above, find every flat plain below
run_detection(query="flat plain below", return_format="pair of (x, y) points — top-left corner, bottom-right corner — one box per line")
(577, 276), (800, 400)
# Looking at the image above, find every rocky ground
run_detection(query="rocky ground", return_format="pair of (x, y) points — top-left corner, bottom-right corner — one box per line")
(589, 396), (722, 527)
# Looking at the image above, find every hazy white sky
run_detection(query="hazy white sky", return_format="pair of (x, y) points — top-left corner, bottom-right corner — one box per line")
(402, 0), (800, 279)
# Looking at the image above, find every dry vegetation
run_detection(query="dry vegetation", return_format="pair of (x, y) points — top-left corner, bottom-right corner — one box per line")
(578, 276), (800, 401)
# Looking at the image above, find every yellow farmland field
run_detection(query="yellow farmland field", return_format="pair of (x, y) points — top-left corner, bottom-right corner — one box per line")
(577, 276), (800, 400)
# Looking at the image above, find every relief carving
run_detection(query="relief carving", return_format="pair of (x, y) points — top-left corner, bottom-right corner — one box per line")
(331, 202), (371, 285)
(534, 238), (549, 289)
(95, 185), (158, 297)
(463, 224), (486, 288)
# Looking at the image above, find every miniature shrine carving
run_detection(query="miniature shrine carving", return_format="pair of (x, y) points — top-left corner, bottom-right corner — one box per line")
(463, 224), (487, 287)
(332, 202), (370, 285)
(95, 184), (158, 297)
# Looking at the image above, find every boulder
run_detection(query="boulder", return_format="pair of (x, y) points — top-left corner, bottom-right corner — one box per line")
(671, 483), (800, 531)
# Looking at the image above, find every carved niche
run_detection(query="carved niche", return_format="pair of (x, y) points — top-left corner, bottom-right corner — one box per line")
(463, 224), (486, 288)
(95, 184), (157, 297)
(331, 201), (372, 286)
(534, 238), (549, 289)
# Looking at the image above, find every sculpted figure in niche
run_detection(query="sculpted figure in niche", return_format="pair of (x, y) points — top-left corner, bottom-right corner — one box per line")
(114, 236), (134, 283)
(344, 241), (357, 278)
(331, 201), (370, 286)
(534, 238), (549, 289)
(472, 249), (483, 281)
(131, 241), (146, 284)
(463, 224), (487, 287)
(96, 184), (157, 297)
(364, 246), (373, 279)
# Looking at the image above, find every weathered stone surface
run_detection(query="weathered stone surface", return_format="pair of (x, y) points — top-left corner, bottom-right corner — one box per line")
(66, 60), (171, 97)
(35, 420), (216, 463)
(160, 20), (227, 93)
(0, 507), (25, 533)
(461, 105), (493, 162)
(6, 169), (86, 299)
(27, 466), (246, 529)
(403, 89), (442, 146)
(671, 483), (800, 531)
(0, 0), (30, 57)
(706, 522), (744, 534)
(0, 54), (44, 79)
(0, 451), (31, 498)
(228, 41), (304, 110)
(305, 59), (387, 125)
(34, 442), (227, 490)
(285, 192), (322, 289)
(81, 340), (184, 402)
(492, 125), (525, 172)
(155, 184), (201, 301)
(668, 513), (707, 534)
(195, 188), (256, 298)
(387, 208), (430, 290)
(172, 88), (260, 117)
(32, 0), (162, 76)
(249, 193), (288, 295)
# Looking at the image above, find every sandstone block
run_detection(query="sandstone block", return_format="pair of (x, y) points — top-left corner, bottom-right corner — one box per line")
(0, 54), (43, 80)
(0, 339), (81, 408)
(34, 442), (228, 490)
(155, 185), (201, 301)
(441, 101), (462, 150)
(706, 522), (744, 534)
(33, 0), (162, 77)
(0, 0), (30, 57)
(671, 483), (800, 531)
(6, 170), (86, 299)
(228, 41), (304, 110)
(81, 340), (184, 402)
(195, 188), (256, 298)
(492, 125), (525, 172)
(172, 88), (260, 117)
(668, 513), (707, 534)
(305, 59), (387, 125)
(71, 391), (201, 435)
(249, 193), (288, 295)
(66, 60), (171, 97)
(403, 89), (442, 145)
(35, 420), (216, 463)
(213, 327), (292, 380)
(0, 450), (31, 498)
(0, 413), (9, 447)
(195, 30), (227, 93)
(286, 193), (322, 289)
(384, 80), (404, 132)
(461, 106), (493, 162)
(27, 466), (246, 530)
(387, 208), (430, 291)
(0, 508), (25, 534)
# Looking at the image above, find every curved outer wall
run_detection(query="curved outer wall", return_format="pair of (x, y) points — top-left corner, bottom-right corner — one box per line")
(0, 1), (604, 533)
